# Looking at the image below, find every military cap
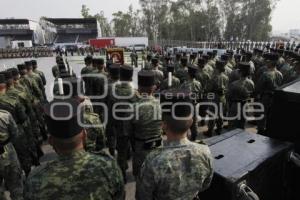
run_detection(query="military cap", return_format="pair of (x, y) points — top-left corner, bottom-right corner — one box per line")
(31, 60), (37, 65)
(109, 64), (120, 78)
(197, 58), (206, 65)
(2, 70), (13, 81)
(216, 60), (226, 72)
(138, 70), (155, 87)
(147, 54), (153, 60)
(244, 51), (253, 58)
(202, 55), (210, 61)
(176, 53), (182, 59)
(188, 65), (198, 77)
(166, 64), (175, 73)
(234, 54), (242, 61)
(120, 65), (133, 80)
(213, 50), (218, 56)
(160, 90), (193, 118)
(17, 64), (26, 71)
(151, 58), (159, 65)
(84, 55), (93, 63)
(43, 99), (83, 139)
(207, 52), (214, 58)
(8, 68), (19, 77)
(277, 49), (284, 54)
(221, 54), (229, 61)
(0, 74), (5, 84)
(264, 53), (279, 61)
(226, 50), (234, 55)
(181, 57), (188, 65)
(24, 61), (32, 69)
(198, 51), (203, 55)
(238, 62), (251, 73)
(190, 54), (196, 60)
(93, 58), (104, 65)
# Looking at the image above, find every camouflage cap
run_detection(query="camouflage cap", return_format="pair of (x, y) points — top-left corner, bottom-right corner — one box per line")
(238, 62), (251, 73)
(152, 58), (159, 65)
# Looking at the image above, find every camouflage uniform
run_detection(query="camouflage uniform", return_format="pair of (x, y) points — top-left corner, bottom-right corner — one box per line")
(52, 65), (59, 78)
(196, 68), (211, 94)
(82, 98), (106, 152)
(180, 79), (202, 141)
(91, 69), (108, 121)
(129, 95), (162, 176)
(0, 110), (24, 200)
(25, 150), (124, 200)
(152, 69), (164, 88)
(108, 82), (138, 180)
(203, 62), (214, 77)
(175, 67), (189, 84)
(160, 75), (180, 91)
(256, 69), (283, 133)
(207, 71), (229, 135)
(136, 138), (213, 200)
(227, 77), (255, 129)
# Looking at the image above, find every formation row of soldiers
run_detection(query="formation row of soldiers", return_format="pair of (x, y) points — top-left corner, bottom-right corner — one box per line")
(1, 45), (299, 199)
(0, 60), (48, 199)
(0, 47), (53, 59)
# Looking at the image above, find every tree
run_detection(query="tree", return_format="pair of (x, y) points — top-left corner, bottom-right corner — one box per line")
(81, 5), (111, 37)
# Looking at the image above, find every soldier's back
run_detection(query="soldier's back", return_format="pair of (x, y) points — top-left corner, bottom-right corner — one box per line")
(25, 150), (124, 200)
(137, 138), (213, 200)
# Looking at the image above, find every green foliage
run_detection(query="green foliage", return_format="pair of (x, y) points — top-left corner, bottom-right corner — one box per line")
(80, 0), (277, 41)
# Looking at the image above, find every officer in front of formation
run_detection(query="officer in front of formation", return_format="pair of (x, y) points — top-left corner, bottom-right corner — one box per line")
(25, 99), (124, 200)
(136, 91), (213, 200)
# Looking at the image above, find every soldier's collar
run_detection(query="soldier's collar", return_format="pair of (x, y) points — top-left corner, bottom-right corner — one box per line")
(163, 137), (190, 147)
(58, 149), (86, 161)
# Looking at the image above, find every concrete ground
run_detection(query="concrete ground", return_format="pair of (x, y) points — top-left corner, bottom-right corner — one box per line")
(0, 54), (258, 200)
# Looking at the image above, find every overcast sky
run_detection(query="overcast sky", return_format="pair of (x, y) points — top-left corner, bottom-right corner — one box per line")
(0, 0), (299, 33)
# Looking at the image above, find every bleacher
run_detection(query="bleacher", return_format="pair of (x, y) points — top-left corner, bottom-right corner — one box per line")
(77, 34), (97, 43)
(55, 34), (77, 43)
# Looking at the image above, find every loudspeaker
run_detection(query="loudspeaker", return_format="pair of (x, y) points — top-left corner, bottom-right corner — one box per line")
(266, 79), (300, 153)
(199, 129), (293, 200)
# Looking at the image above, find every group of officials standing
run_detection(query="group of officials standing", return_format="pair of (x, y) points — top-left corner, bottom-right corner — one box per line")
(0, 45), (299, 199)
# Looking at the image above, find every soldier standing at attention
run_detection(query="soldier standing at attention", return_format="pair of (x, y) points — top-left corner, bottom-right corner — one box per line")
(175, 57), (189, 84)
(129, 71), (162, 177)
(32, 60), (46, 87)
(206, 60), (229, 136)
(81, 55), (93, 94)
(109, 65), (138, 182)
(91, 58), (108, 121)
(130, 50), (138, 68)
(136, 91), (213, 200)
(151, 58), (164, 88)
(0, 109), (24, 200)
(227, 63), (255, 129)
(256, 53), (283, 135)
(160, 64), (180, 91)
(180, 65), (202, 141)
(105, 64), (120, 156)
(25, 99), (124, 200)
